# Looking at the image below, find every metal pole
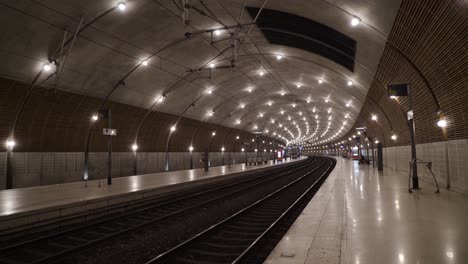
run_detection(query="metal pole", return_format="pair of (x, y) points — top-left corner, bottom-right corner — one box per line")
(408, 86), (419, 189)
(190, 150), (193, 169)
(107, 109), (112, 185)
(5, 150), (13, 189)
(377, 143), (383, 171)
(133, 150), (137, 175)
(204, 150), (209, 172)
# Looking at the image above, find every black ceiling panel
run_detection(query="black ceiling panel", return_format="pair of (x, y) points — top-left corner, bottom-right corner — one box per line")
(247, 7), (357, 72)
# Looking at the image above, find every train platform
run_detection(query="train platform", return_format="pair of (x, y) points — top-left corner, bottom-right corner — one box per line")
(266, 157), (468, 264)
(0, 157), (305, 233)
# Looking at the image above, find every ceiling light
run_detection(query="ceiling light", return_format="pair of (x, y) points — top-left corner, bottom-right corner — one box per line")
(5, 139), (15, 149)
(240, 103), (245, 108)
(437, 119), (447, 128)
(346, 103), (350, 107)
(212, 131), (216, 136)
(347, 80), (353, 86)
(375, 140), (379, 144)
(351, 16), (361, 26)
(259, 113), (264, 117)
(236, 136), (240, 139)
(189, 146), (194, 151)
(236, 119), (241, 124)
(241, 148), (245, 152)
(296, 84), (301, 88)
(142, 60), (148, 66)
(91, 114), (99, 121)
(268, 101), (273, 106)
(292, 103), (296, 108)
(276, 54), (282, 60)
(281, 91), (285, 96)
(209, 63), (215, 68)
(221, 147), (225, 151)
(42, 63), (51, 71)
(280, 111), (284, 115)
(117, 2), (126, 11)
(371, 115), (378, 121)
(390, 95), (397, 99)
(170, 125), (176, 132)
(325, 98), (329, 103)
(391, 134), (397, 141)
(132, 144), (138, 151)
(247, 87), (252, 93)
(318, 79), (323, 84)
(259, 71), (265, 76)
(207, 90), (212, 94)
(214, 29), (221, 36)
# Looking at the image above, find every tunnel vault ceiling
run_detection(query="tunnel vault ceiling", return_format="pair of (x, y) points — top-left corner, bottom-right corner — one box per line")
(0, 0), (403, 150)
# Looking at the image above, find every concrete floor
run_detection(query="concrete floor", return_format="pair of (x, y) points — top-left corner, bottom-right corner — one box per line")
(266, 157), (468, 264)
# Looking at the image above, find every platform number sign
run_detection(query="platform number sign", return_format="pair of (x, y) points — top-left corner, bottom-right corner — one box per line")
(103, 128), (117, 136)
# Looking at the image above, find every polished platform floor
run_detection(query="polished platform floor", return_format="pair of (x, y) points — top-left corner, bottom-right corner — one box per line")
(266, 157), (468, 264)
(0, 157), (304, 217)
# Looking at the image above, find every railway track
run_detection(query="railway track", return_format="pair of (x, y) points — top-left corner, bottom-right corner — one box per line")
(146, 157), (335, 264)
(0, 158), (317, 264)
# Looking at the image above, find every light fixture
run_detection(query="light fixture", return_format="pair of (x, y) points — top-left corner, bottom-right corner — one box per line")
(347, 80), (353, 86)
(276, 54), (282, 60)
(132, 144), (138, 151)
(212, 131), (216, 136)
(5, 139), (15, 149)
(281, 91), (285, 96)
(268, 101), (273, 106)
(247, 87), (252, 93)
(207, 90), (212, 94)
(255, 149), (258, 152)
(240, 103), (245, 108)
(375, 140), (379, 144)
(142, 60), (148, 66)
(42, 63), (51, 71)
(221, 147), (225, 152)
(189, 146), (194, 151)
(390, 95), (397, 99)
(325, 98), (329, 103)
(236, 119), (241, 124)
(241, 148), (245, 152)
(117, 2), (126, 11)
(318, 79), (323, 84)
(252, 139), (255, 142)
(259, 113), (264, 117)
(351, 16), (361, 26)
(437, 119), (447, 128)
(296, 84), (301, 88)
(391, 134), (397, 141)
(214, 29), (221, 36)
(91, 114), (99, 122)
(170, 125), (176, 132)
(346, 103), (350, 107)
(208, 111), (214, 117)
(280, 111), (284, 115)
(209, 63), (215, 68)
(292, 103), (296, 108)
(371, 115), (378, 121)
(259, 71), (265, 76)
(236, 136), (240, 139)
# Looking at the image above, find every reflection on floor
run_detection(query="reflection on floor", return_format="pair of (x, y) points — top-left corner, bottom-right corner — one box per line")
(266, 157), (468, 264)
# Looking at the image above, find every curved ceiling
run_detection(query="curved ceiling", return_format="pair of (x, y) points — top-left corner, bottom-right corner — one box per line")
(0, 0), (403, 147)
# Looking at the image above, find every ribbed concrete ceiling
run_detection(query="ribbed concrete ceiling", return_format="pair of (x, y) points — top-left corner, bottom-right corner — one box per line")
(0, 0), (402, 146)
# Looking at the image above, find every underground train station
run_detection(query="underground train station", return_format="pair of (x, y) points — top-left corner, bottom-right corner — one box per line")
(0, 0), (467, 263)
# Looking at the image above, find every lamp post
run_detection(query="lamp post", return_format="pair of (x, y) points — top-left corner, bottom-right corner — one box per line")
(388, 84), (419, 189)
